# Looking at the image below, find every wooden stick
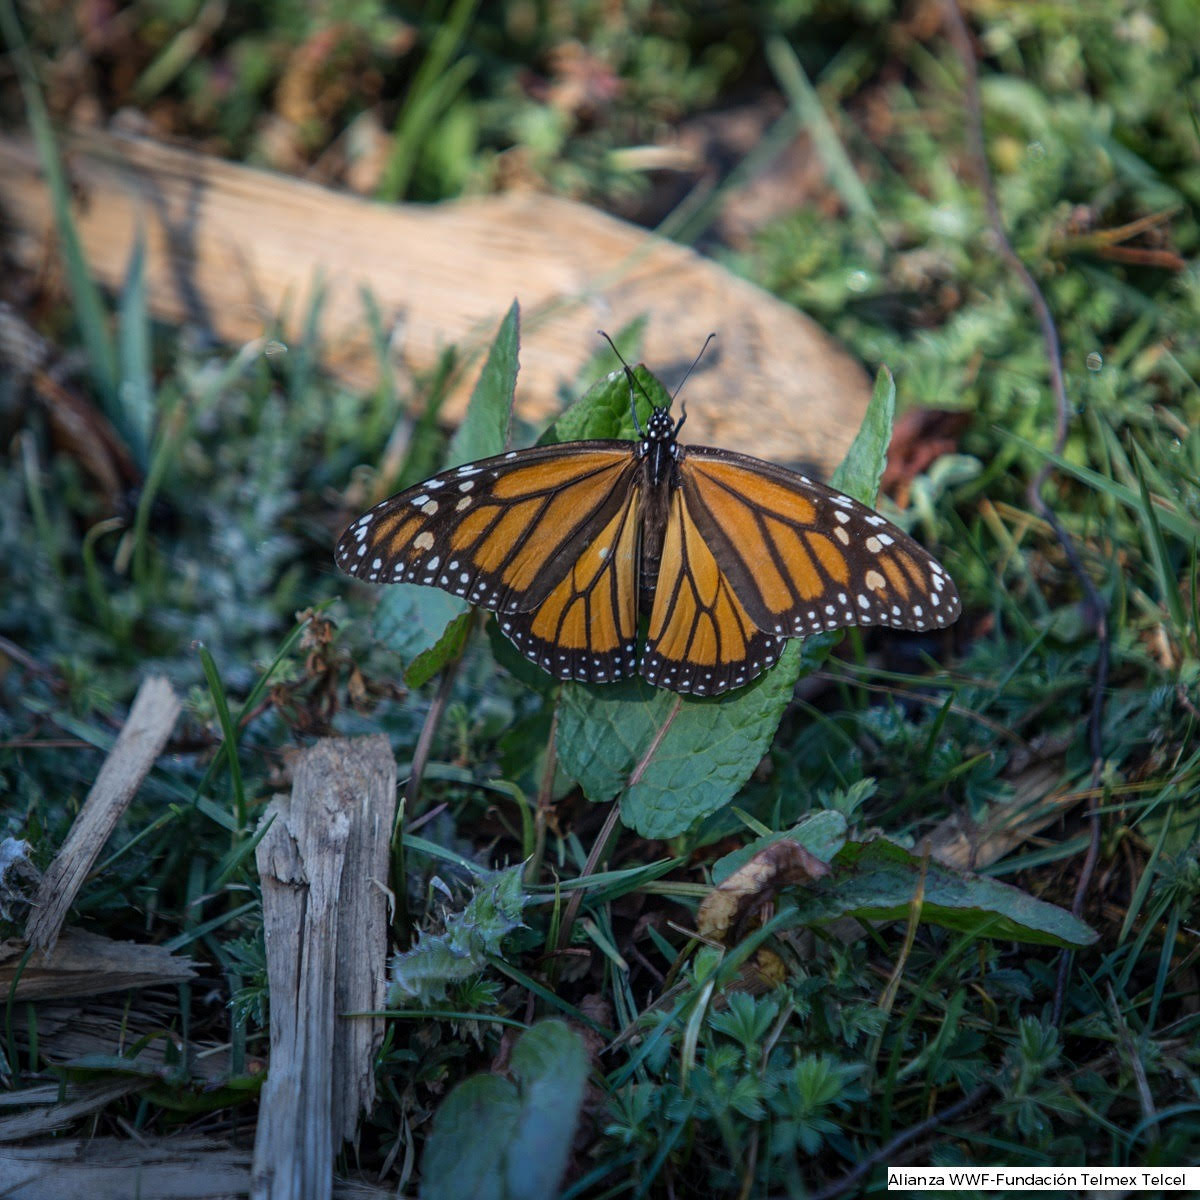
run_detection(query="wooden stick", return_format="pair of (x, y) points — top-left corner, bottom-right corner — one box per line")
(24, 675), (181, 952)
(0, 928), (195, 1000)
(0, 129), (868, 476)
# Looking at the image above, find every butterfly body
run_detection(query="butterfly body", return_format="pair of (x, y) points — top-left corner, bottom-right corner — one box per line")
(336, 394), (960, 697)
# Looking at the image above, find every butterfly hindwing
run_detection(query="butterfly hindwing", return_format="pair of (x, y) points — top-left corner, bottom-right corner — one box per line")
(500, 484), (642, 683)
(642, 489), (787, 696)
(335, 443), (638, 615)
(677, 447), (961, 639)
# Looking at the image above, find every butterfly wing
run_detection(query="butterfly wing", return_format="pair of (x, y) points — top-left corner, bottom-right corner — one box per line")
(641, 447), (959, 696)
(334, 442), (644, 679)
(500, 481), (642, 683)
(680, 446), (960, 635)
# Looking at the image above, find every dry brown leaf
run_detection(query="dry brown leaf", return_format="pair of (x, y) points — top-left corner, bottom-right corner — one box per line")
(697, 840), (830, 944)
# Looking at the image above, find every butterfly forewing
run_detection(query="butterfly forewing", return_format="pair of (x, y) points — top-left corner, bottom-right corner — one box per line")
(678, 447), (961, 640)
(335, 443), (638, 615)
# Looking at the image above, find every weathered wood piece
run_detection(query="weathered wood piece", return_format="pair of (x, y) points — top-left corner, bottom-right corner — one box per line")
(252, 736), (396, 1200)
(0, 1080), (148, 1144)
(0, 130), (869, 475)
(0, 929), (195, 1000)
(0, 1137), (396, 1200)
(0, 1136), (252, 1199)
(24, 675), (181, 952)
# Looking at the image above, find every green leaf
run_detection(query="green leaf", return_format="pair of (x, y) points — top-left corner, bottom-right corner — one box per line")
(390, 863), (528, 1006)
(541, 363), (665, 444)
(793, 838), (1099, 949)
(505, 1021), (590, 1200)
(376, 585), (469, 666)
(420, 1020), (588, 1200)
(550, 363), (897, 838)
(567, 316), (648, 401)
(557, 635), (837, 839)
(830, 365), (895, 504)
(421, 1075), (518, 1200)
(447, 298), (520, 467)
(711, 810), (849, 885)
(405, 611), (474, 688)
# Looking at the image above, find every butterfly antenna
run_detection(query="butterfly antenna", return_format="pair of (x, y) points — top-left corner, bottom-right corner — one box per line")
(598, 330), (658, 435)
(669, 332), (716, 431)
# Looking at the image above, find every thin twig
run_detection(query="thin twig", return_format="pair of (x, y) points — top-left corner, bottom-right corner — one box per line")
(629, 695), (683, 789)
(800, 1082), (992, 1200)
(554, 697), (684, 957)
(528, 699), (561, 883)
(553, 800), (622, 960)
(943, 0), (1109, 1022)
(403, 651), (464, 815)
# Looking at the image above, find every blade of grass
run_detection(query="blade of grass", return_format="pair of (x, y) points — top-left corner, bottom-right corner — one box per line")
(131, 394), (186, 589)
(81, 517), (123, 636)
(117, 232), (155, 471)
(359, 285), (399, 449)
(197, 643), (247, 831)
(0, 0), (117, 405)
(1001, 430), (1200, 547)
(764, 33), (880, 233)
(1131, 442), (1189, 635)
(161, 901), (260, 953)
(485, 956), (613, 1036)
(289, 271), (326, 408)
(19, 432), (62, 581)
(380, 0), (480, 200)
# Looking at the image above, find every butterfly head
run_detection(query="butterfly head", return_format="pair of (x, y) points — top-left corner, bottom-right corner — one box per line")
(644, 406), (676, 446)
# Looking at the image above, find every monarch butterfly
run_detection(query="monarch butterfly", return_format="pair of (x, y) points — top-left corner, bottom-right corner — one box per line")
(335, 360), (960, 697)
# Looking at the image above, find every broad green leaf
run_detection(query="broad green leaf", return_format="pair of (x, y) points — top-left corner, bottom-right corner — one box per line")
(420, 1021), (588, 1200)
(447, 298), (520, 466)
(711, 810), (849, 884)
(830, 365), (895, 503)
(541, 363), (665, 443)
(565, 315), (648, 404)
(793, 838), (1099, 949)
(421, 1074), (518, 1200)
(557, 635), (837, 839)
(505, 1021), (589, 1200)
(375, 304), (519, 665)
